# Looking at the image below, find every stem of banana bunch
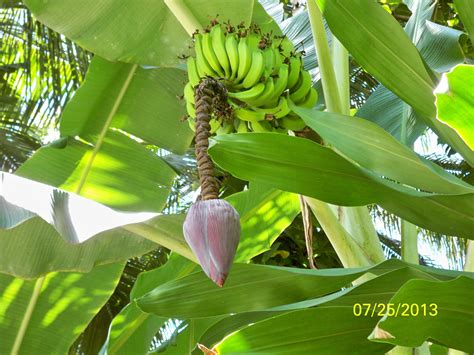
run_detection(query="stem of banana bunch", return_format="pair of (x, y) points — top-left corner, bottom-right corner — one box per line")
(305, 0), (384, 268)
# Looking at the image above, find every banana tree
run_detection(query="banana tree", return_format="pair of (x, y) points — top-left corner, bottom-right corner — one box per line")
(1, 0), (473, 354)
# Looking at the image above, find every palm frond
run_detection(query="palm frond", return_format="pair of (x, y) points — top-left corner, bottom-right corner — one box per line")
(1, 0), (91, 170)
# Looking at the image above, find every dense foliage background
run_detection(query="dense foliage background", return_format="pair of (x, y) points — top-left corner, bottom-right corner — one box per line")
(1, 0), (473, 354)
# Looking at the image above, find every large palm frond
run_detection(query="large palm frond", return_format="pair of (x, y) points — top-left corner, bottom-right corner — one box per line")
(0, 0), (91, 170)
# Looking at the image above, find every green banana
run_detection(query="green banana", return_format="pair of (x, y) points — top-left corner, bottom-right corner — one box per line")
(228, 82), (266, 102)
(287, 55), (302, 90)
(246, 78), (275, 107)
(210, 119), (222, 133)
(211, 24), (231, 78)
(184, 82), (195, 104)
(279, 114), (306, 131)
(247, 32), (262, 51)
(236, 36), (252, 82)
(267, 63), (289, 105)
(187, 57), (201, 87)
(250, 120), (273, 133)
(256, 96), (291, 119)
(186, 101), (196, 118)
(235, 119), (250, 133)
(298, 87), (318, 108)
(290, 71), (312, 104)
(231, 103), (266, 123)
(225, 33), (239, 80)
(188, 117), (196, 131)
(262, 46), (275, 79)
(273, 127), (289, 134)
(272, 45), (283, 75)
(216, 120), (235, 135)
(195, 34), (217, 77)
(276, 36), (295, 57)
(241, 50), (265, 88)
(202, 31), (224, 76)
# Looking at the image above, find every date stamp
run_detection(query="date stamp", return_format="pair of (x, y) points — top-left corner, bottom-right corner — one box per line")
(353, 303), (438, 317)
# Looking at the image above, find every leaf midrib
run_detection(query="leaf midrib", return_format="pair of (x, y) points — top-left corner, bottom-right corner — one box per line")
(75, 64), (138, 195)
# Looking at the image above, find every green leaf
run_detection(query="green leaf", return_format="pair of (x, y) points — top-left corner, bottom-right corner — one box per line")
(0, 263), (124, 354)
(418, 21), (465, 73)
(316, 0), (435, 118)
(454, 0), (474, 42)
(150, 318), (222, 354)
(103, 183), (299, 352)
(126, 214), (196, 262)
(436, 64), (474, 150)
(208, 133), (474, 238)
(60, 57), (193, 154)
(101, 255), (197, 355)
(0, 172), (158, 241)
(370, 277), (474, 353)
(226, 183), (300, 262)
(211, 133), (381, 206)
(356, 84), (426, 146)
(403, 0), (436, 46)
(23, 0), (254, 66)
(292, 106), (473, 194)
(136, 262), (374, 318)
(357, 15), (465, 144)
(16, 132), (175, 212)
(201, 265), (470, 352)
(0, 172), (161, 278)
(214, 307), (392, 354)
(139, 259), (453, 319)
(0, 217), (155, 278)
(0, 177), (200, 277)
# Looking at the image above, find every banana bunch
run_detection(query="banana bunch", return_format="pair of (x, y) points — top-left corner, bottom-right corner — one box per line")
(184, 21), (318, 134)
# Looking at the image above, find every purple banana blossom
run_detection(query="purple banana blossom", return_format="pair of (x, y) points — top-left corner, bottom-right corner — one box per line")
(183, 199), (240, 287)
